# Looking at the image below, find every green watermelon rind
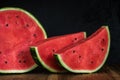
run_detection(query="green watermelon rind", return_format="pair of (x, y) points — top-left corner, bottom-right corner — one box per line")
(0, 7), (47, 73)
(0, 7), (47, 39)
(0, 65), (37, 73)
(55, 26), (110, 73)
(30, 47), (59, 72)
(30, 32), (86, 72)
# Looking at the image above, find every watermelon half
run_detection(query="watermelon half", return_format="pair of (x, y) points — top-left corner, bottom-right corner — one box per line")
(0, 7), (47, 73)
(55, 26), (110, 73)
(30, 32), (86, 72)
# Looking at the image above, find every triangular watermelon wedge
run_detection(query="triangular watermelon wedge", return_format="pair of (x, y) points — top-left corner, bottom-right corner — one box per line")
(0, 7), (47, 73)
(55, 26), (110, 73)
(30, 32), (86, 72)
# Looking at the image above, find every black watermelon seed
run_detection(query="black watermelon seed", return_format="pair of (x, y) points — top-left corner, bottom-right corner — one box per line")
(72, 38), (78, 42)
(101, 48), (104, 51)
(23, 60), (26, 63)
(19, 60), (22, 63)
(79, 55), (81, 58)
(91, 61), (94, 64)
(5, 24), (9, 27)
(16, 15), (19, 18)
(74, 38), (77, 40)
(33, 34), (37, 37)
(26, 24), (29, 27)
(101, 38), (105, 43)
(102, 39), (105, 42)
(5, 61), (8, 64)
(72, 50), (76, 53)
(52, 49), (55, 52)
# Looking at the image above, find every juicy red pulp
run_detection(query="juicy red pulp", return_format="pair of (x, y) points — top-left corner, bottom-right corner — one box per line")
(57, 27), (109, 71)
(0, 10), (45, 70)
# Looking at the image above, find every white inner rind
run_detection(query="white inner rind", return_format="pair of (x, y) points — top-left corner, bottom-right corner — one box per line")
(30, 47), (59, 72)
(30, 32), (87, 73)
(0, 64), (37, 73)
(0, 7), (47, 73)
(0, 7), (47, 39)
(55, 26), (110, 73)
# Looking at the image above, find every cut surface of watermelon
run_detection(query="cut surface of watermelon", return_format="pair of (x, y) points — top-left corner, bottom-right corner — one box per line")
(55, 26), (110, 73)
(30, 32), (86, 72)
(0, 7), (47, 73)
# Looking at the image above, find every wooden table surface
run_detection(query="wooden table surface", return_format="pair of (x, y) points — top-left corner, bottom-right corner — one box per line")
(0, 64), (120, 80)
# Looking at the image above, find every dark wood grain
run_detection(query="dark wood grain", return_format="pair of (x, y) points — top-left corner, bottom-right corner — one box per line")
(0, 65), (120, 80)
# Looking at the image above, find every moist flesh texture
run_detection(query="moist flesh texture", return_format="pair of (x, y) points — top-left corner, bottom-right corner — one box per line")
(0, 9), (46, 72)
(55, 26), (110, 73)
(32, 32), (86, 72)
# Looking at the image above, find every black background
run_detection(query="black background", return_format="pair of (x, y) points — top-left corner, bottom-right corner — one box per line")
(0, 0), (120, 64)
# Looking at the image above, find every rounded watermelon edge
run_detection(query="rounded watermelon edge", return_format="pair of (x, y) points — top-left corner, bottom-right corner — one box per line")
(30, 32), (87, 73)
(0, 7), (47, 39)
(54, 26), (110, 73)
(30, 46), (63, 72)
(0, 65), (37, 74)
(0, 7), (47, 73)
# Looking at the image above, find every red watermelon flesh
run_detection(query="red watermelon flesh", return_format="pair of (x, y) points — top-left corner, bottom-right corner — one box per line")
(0, 8), (47, 73)
(30, 32), (86, 72)
(55, 26), (110, 73)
